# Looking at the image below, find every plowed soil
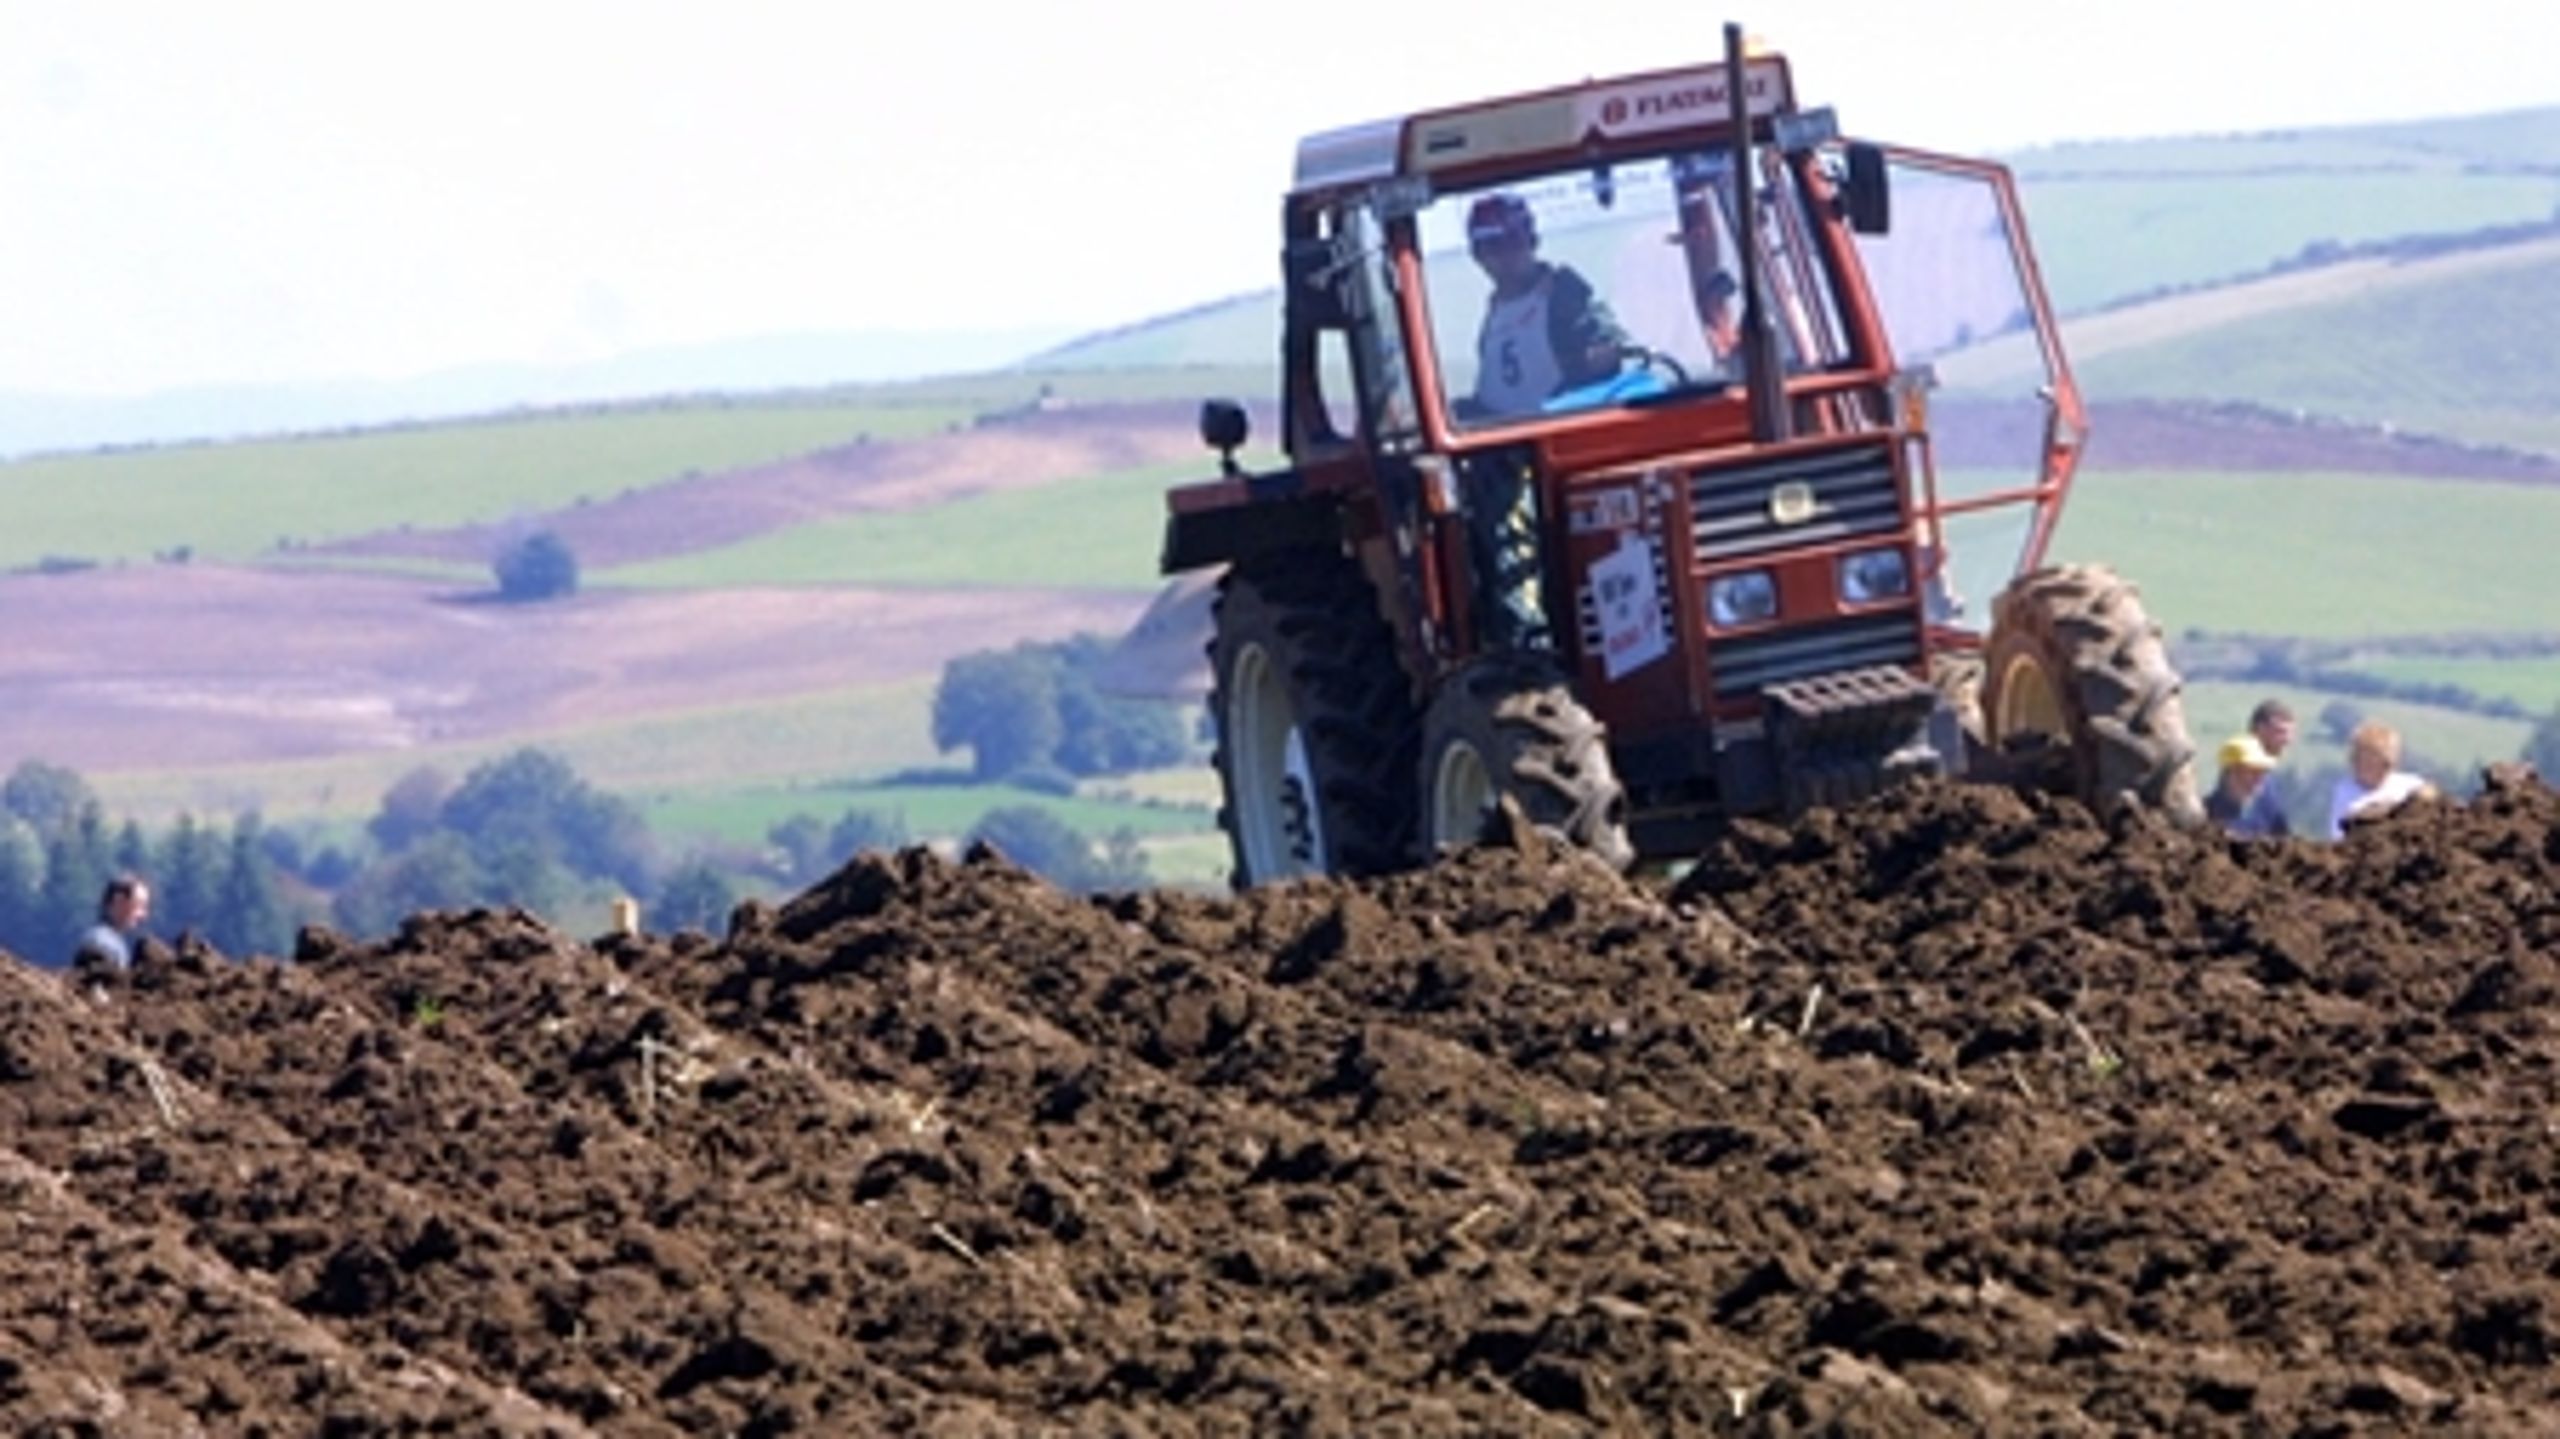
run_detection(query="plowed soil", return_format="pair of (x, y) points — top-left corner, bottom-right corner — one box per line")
(7, 772), (2560, 1435)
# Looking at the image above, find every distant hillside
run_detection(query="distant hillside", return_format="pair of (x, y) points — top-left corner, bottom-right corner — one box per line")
(2071, 239), (2560, 455)
(0, 326), (1074, 461)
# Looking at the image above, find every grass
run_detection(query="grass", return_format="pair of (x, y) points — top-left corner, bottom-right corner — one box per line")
(0, 400), (973, 571)
(2348, 656), (2560, 717)
(1137, 831), (1235, 891)
(639, 775), (1218, 849)
(2047, 469), (2560, 638)
(2021, 172), (2560, 317)
(1083, 766), (1221, 808)
(878, 363), (1274, 406)
(2071, 247), (2560, 441)
(88, 677), (943, 827)
(597, 457), (1219, 591)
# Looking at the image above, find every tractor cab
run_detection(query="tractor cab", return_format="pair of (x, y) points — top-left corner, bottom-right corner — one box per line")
(1164, 32), (2196, 884)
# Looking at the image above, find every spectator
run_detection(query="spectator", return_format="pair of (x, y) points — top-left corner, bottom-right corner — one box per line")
(2205, 734), (2288, 838)
(2250, 698), (2296, 762)
(2326, 721), (2435, 839)
(75, 873), (151, 969)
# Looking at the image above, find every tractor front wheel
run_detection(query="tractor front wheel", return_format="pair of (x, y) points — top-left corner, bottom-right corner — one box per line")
(1418, 656), (1635, 871)
(1210, 554), (1416, 885)
(1982, 565), (2202, 825)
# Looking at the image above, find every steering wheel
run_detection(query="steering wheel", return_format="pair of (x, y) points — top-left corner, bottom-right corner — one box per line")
(1622, 345), (1690, 387)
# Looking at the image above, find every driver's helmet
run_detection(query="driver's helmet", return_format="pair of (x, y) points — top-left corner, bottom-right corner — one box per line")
(1467, 192), (1537, 252)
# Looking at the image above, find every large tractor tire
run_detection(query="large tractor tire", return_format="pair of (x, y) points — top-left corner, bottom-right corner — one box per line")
(1418, 655), (1635, 871)
(1982, 565), (2204, 826)
(1209, 553), (1417, 885)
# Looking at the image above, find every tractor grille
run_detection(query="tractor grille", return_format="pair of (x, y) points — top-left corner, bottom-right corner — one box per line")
(1691, 443), (1901, 562)
(1708, 613), (1922, 700)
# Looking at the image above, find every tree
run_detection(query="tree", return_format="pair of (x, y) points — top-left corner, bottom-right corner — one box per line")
(827, 808), (910, 865)
(1052, 636), (1188, 776)
(964, 806), (1145, 892)
(333, 833), (486, 937)
(37, 829), (105, 963)
(933, 647), (1063, 781)
(494, 530), (580, 602)
(369, 766), (452, 853)
(213, 817), (292, 959)
(3, 760), (94, 839)
(1092, 826), (1154, 891)
(766, 814), (827, 885)
(0, 822), (42, 962)
(932, 635), (1192, 783)
(112, 819), (151, 879)
(2525, 705), (2560, 784)
(657, 861), (737, 934)
(156, 814), (226, 939)
(438, 749), (652, 892)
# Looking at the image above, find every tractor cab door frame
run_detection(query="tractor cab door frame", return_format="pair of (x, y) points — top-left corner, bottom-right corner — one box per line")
(1279, 191), (1458, 688)
(1847, 147), (2084, 646)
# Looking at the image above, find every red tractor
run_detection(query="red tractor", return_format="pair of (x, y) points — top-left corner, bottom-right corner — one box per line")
(1162, 27), (2199, 884)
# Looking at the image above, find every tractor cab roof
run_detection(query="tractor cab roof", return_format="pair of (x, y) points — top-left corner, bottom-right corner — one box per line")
(1290, 53), (1798, 199)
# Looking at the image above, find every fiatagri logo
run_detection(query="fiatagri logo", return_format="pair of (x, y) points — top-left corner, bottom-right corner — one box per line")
(1593, 69), (1776, 133)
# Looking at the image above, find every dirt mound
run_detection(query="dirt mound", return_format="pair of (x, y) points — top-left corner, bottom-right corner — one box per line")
(7, 772), (2560, 1433)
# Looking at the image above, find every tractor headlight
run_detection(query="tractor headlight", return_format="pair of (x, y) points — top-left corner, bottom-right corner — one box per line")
(1837, 547), (1912, 604)
(1707, 569), (1779, 628)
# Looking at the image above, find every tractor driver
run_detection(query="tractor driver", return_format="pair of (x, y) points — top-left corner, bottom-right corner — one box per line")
(1464, 193), (1630, 419)
(1454, 191), (1637, 652)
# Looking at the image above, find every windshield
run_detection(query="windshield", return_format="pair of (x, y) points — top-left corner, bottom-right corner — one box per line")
(1413, 148), (1849, 429)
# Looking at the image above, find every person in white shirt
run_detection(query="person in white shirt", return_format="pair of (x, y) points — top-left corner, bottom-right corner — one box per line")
(1463, 193), (1630, 419)
(2326, 720), (2435, 839)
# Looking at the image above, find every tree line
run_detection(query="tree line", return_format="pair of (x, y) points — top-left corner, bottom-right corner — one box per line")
(0, 629), (1202, 962)
(0, 761), (291, 965)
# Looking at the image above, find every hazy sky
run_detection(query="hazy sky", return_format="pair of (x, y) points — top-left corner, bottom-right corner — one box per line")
(6, 0), (2554, 397)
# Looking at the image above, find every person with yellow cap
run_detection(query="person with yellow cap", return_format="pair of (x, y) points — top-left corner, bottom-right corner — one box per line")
(2205, 732), (2290, 837)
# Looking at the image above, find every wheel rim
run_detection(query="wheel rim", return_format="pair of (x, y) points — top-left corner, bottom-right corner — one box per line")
(1992, 652), (2068, 744)
(1228, 642), (1324, 880)
(1428, 740), (1497, 855)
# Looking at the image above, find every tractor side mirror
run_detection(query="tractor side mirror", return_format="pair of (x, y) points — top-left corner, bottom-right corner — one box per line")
(1842, 142), (1889, 235)
(1199, 399), (1250, 476)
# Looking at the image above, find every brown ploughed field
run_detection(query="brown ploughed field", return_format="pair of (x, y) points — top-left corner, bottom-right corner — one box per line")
(6, 772), (2556, 1434)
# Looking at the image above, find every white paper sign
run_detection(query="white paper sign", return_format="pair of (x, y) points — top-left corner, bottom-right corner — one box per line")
(1591, 536), (1670, 681)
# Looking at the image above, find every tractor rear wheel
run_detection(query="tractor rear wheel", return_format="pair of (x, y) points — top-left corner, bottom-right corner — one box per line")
(1982, 565), (2203, 825)
(1210, 553), (1417, 885)
(1418, 656), (1635, 871)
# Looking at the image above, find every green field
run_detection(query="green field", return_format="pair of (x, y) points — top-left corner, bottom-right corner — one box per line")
(88, 677), (943, 828)
(1038, 300), (1281, 371)
(2073, 250), (2560, 443)
(879, 364), (1272, 406)
(2011, 135), (2483, 177)
(0, 400), (973, 571)
(640, 777), (1217, 850)
(598, 458), (1222, 591)
(2348, 656), (2560, 716)
(2014, 109), (2560, 179)
(2047, 469), (2560, 638)
(2022, 172), (2559, 317)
